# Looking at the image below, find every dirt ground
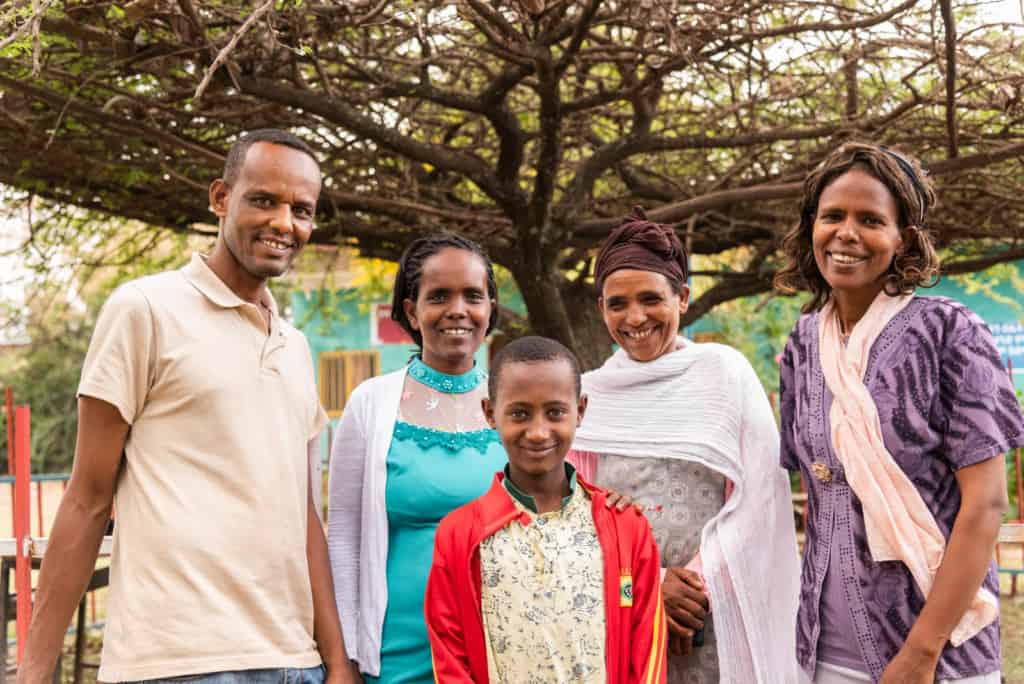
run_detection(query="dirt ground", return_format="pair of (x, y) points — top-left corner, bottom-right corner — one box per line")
(1005, 596), (1024, 684)
(48, 582), (1024, 684)
(1002, 544), (1024, 684)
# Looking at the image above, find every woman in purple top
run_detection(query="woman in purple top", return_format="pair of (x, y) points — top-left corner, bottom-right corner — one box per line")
(775, 142), (1024, 684)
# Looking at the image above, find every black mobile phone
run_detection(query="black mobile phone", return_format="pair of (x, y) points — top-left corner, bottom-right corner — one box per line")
(692, 626), (705, 648)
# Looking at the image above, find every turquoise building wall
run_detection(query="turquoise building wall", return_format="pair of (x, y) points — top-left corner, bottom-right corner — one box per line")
(292, 263), (1024, 389)
(295, 295), (407, 374)
(292, 290), (489, 376)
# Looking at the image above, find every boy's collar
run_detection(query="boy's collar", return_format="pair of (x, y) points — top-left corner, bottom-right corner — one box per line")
(501, 462), (578, 514)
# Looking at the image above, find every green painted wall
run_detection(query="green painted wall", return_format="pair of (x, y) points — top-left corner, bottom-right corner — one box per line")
(292, 290), (488, 376)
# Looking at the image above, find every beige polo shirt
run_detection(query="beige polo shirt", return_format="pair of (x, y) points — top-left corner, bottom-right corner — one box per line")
(78, 254), (327, 682)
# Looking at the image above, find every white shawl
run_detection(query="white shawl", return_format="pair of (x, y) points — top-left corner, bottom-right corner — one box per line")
(574, 340), (802, 684)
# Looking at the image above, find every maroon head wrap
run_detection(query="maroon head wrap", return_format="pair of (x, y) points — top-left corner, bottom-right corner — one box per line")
(594, 207), (688, 291)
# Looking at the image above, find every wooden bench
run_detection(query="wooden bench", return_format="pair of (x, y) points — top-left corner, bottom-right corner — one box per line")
(0, 537), (113, 684)
(997, 522), (1024, 597)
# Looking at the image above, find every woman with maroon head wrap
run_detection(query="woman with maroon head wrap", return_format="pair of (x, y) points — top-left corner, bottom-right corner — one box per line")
(570, 209), (801, 683)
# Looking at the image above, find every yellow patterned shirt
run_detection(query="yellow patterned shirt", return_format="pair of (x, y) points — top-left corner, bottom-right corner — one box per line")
(479, 481), (607, 683)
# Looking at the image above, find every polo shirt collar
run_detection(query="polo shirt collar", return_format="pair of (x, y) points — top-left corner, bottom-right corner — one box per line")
(502, 462), (578, 514)
(183, 253), (278, 314)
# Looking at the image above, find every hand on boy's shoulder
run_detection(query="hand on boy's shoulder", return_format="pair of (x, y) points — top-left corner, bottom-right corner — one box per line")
(600, 487), (645, 517)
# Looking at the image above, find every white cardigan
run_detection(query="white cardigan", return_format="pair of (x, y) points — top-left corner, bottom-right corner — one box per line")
(327, 366), (407, 676)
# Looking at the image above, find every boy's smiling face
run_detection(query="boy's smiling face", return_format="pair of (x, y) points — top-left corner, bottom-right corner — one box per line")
(483, 358), (587, 479)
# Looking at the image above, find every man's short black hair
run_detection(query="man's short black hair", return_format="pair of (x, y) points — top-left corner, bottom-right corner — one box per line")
(223, 128), (319, 185)
(488, 336), (582, 400)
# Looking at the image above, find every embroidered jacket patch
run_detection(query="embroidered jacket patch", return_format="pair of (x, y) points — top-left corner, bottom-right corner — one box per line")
(620, 574), (633, 607)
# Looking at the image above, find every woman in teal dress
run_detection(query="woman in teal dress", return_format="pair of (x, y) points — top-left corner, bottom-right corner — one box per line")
(327, 235), (506, 683)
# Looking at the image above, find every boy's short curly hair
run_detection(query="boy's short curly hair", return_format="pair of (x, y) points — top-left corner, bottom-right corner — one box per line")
(488, 336), (581, 401)
(774, 141), (941, 312)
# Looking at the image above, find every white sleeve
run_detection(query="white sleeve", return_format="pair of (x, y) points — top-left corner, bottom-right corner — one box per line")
(77, 284), (155, 424)
(327, 389), (369, 664)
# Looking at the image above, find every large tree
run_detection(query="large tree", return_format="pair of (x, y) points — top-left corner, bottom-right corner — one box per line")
(1, 0), (1023, 367)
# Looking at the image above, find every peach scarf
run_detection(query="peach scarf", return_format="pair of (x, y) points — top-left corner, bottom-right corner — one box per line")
(818, 292), (997, 647)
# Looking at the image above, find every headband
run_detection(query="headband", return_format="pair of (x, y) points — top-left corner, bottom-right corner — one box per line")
(879, 147), (930, 225)
(594, 207), (688, 291)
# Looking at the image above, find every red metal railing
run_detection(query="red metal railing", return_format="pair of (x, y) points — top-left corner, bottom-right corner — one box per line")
(11, 403), (31, 662)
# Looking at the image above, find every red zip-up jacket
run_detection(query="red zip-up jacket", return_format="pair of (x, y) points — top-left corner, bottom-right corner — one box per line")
(424, 472), (668, 684)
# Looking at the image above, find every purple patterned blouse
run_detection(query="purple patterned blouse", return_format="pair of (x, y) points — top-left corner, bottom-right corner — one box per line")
(779, 296), (1024, 682)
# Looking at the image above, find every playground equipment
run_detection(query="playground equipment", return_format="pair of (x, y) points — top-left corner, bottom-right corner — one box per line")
(996, 358), (1024, 596)
(1, 388), (111, 684)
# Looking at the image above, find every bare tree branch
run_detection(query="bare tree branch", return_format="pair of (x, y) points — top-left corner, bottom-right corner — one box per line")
(0, 0), (58, 56)
(2, 0), (1022, 365)
(194, 0), (274, 100)
(939, 0), (959, 157)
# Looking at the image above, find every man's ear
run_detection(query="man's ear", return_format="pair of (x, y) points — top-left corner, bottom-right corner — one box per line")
(482, 397), (497, 429)
(209, 179), (230, 218)
(576, 393), (588, 426)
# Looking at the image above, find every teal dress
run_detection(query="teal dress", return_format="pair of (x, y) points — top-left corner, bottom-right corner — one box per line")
(365, 359), (506, 684)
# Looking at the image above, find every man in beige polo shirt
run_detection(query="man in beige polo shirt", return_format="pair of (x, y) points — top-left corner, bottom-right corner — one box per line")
(18, 129), (357, 684)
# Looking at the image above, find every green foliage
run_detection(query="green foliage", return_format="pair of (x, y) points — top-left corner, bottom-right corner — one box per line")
(704, 293), (803, 397)
(0, 306), (93, 473)
(1, 195), (198, 472)
(105, 5), (126, 22)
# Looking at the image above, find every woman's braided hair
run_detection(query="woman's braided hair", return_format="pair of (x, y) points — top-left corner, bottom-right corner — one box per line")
(774, 141), (941, 313)
(390, 233), (499, 348)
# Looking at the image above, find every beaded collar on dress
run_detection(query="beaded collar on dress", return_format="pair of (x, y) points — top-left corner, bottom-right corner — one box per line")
(408, 356), (485, 394)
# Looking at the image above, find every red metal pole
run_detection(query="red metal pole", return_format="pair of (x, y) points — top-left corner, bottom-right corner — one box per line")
(6, 388), (14, 536)
(5, 387), (13, 475)
(1006, 358), (1023, 522)
(1015, 447), (1023, 523)
(14, 405), (32, 663)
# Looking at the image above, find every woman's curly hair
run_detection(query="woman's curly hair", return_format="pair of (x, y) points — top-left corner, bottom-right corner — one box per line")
(774, 141), (941, 312)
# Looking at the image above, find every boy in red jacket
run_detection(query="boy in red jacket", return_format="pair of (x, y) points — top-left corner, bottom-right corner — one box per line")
(425, 336), (667, 684)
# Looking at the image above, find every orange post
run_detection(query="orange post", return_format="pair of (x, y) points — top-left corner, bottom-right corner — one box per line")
(1015, 447), (1023, 523)
(14, 405), (32, 663)
(5, 387), (12, 475)
(1007, 359), (1023, 522)
(5, 388), (13, 535)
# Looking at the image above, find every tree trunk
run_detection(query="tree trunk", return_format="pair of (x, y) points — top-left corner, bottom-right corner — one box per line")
(560, 277), (613, 371)
(509, 258), (612, 372)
